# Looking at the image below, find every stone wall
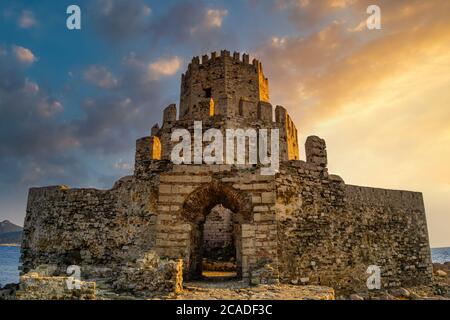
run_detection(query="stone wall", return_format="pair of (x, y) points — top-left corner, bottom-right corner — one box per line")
(22, 149), (433, 293)
(344, 185), (433, 288)
(276, 105), (299, 161)
(141, 106), (299, 166)
(113, 251), (183, 296)
(21, 175), (159, 275)
(203, 205), (234, 251)
(275, 156), (433, 291)
(22, 135), (433, 293)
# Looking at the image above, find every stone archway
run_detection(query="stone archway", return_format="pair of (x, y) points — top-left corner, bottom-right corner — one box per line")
(180, 181), (252, 280)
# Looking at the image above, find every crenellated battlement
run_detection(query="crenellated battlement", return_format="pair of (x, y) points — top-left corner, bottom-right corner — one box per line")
(184, 50), (263, 74)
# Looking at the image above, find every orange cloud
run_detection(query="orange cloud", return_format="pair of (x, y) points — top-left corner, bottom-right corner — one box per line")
(257, 0), (450, 126)
(12, 45), (37, 65)
(256, 0), (450, 246)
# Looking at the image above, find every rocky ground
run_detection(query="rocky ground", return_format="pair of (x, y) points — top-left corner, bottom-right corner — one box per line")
(0, 283), (19, 300)
(97, 280), (450, 301)
(95, 280), (335, 300)
(339, 262), (450, 300)
(2, 263), (449, 300)
(433, 261), (450, 279)
(96, 263), (450, 300)
(166, 282), (334, 300)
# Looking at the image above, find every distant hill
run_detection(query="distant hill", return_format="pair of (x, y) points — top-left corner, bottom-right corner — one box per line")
(0, 220), (22, 234)
(0, 220), (23, 245)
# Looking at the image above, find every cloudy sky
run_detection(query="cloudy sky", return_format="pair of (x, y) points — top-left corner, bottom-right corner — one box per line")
(0, 0), (449, 247)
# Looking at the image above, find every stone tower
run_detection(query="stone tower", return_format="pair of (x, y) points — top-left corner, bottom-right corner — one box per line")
(179, 50), (269, 119)
(137, 50), (299, 164)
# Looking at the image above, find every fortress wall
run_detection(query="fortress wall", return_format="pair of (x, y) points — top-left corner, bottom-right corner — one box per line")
(345, 184), (425, 209)
(343, 185), (433, 288)
(276, 161), (433, 291)
(21, 177), (158, 276)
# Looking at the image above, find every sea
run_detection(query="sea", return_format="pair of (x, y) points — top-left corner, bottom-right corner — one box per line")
(0, 246), (21, 287)
(431, 247), (450, 264)
(0, 246), (449, 286)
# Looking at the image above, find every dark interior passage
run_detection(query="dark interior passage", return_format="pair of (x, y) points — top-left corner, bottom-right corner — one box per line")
(201, 205), (237, 279)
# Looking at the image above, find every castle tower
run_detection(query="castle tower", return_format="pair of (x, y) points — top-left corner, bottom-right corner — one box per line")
(136, 50), (300, 163)
(179, 50), (269, 119)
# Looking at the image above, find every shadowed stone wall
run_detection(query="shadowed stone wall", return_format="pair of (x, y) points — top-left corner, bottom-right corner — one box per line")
(203, 205), (234, 252)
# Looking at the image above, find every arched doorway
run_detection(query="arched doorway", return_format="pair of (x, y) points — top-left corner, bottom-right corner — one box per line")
(202, 205), (237, 278)
(180, 181), (252, 280)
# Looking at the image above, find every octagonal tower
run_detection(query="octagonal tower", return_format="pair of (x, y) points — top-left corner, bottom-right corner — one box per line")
(179, 50), (269, 119)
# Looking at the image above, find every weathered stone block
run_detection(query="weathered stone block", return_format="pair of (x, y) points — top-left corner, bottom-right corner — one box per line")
(17, 272), (96, 300)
